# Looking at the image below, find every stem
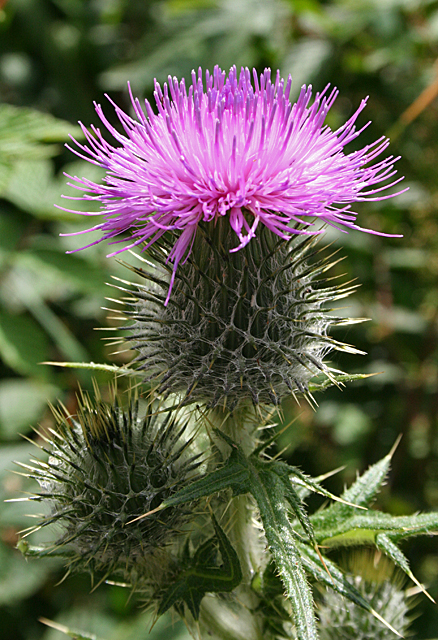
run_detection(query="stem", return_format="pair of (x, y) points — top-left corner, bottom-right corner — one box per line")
(198, 404), (266, 638)
(209, 402), (260, 456)
(209, 403), (263, 581)
(199, 594), (264, 640)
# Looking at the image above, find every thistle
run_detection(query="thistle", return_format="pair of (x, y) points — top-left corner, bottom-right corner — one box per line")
(113, 220), (362, 409)
(61, 65), (404, 303)
(14, 64), (436, 640)
(17, 387), (203, 585)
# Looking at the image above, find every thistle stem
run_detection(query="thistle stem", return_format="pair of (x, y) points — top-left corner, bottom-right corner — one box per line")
(199, 594), (264, 640)
(211, 404), (262, 581)
(200, 404), (266, 638)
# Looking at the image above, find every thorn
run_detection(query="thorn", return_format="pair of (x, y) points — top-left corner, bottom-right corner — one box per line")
(39, 619), (69, 633)
(388, 433), (403, 459)
(314, 466), (346, 483)
(252, 413), (301, 456)
(54, 568), (72, 587)
(330, 494), (367, 511)
(90, 572), (110, 593)
(148, 611), (160, 633)
(105, 580), (131, 588)
(370, 607), (403, 638)
(127, 504), (165, 525)
(316, 545), (334, 585)
(406, 570), (436, 604)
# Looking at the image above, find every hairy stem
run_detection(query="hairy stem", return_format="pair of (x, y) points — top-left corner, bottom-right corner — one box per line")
(198, 405), (267, 638)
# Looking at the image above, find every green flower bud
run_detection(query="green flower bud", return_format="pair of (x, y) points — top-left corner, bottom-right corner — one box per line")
(116, 220), (362, 409)
(318, 557), (411, 640)
(23, 387), (203, 582)
(319, 578), (410, 639)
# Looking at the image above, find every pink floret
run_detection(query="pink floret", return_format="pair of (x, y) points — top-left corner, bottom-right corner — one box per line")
(60, 65), (405, 303)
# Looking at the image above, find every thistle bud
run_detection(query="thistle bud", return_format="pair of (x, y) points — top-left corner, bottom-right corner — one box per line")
(116, 219), (361, 409)
(318, 577), (411, 640)
(318, 553), (412, 640)
(22, 387), (203, 582)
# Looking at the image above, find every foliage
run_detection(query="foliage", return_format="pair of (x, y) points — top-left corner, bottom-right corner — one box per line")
(1, 0), (438, 638)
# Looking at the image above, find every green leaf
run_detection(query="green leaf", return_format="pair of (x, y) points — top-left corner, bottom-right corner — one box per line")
(0, 310), (50, 378)
(297, 543), (402, 637)
(158, 514), (242, 620)
(1, 252), (89, 366)
(15, 248), (106, 295)
(249, 461), (318, 640)
(283, 462), (361, 510)
(315, 510), (438, 546)
(0, 540), (56, 606)
(298, 542), (371, 609)
(376, 533), (435, 602)
(3, 159), (104, 220)
(0, 103), (82, 151)
(303, 445), (438, 575)
(4, 272), (89, 363)
(0, 104), (83, 197)
(150, 434), (432, 640)
(156, 440), (251, 513)
(38, 608), (191, 640)
(338, 452), (392, 507)
(290, 467), (345, 502)
(269, 462), (317, 548)
(310, 442), (397, 529)
(151, 434), (318, 640)
(0, 378), (58, 440)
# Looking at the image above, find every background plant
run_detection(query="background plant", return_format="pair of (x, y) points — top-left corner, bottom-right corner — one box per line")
(1, 0), (438, 639)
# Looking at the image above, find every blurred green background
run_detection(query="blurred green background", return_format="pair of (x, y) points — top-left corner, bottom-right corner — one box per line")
(0, 0), (438, 638)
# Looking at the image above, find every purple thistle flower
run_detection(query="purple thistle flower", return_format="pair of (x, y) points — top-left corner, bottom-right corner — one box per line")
(61, 66), (404, 303)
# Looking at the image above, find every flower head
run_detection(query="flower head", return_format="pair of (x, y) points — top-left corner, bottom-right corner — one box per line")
(115, 221), (363, 409)
(62, 66), (403, 302)
(22, 387), (203, 580)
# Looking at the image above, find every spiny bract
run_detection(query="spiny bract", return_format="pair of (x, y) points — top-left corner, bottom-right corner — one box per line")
(114, 220), (363, 409)
(22, 388), (203, 580)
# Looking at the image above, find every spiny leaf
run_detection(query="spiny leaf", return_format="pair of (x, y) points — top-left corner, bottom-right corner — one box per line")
(249, 462), (318, 640)
(376, 533), (435, 602)
(128, 443), (251, 524)
(157, 514), (242, 620)
(291, 466), (345, 501)
(296, 543), (402, 638)
(314, 510), (438, 546)
(133, 432), (320, 639)
(307, 373), (377, 392)
(267, 462), (317, 548)
(279, 461), (365, 511)
(341, 437), (401, 509)
(311, 440), (399, 529)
